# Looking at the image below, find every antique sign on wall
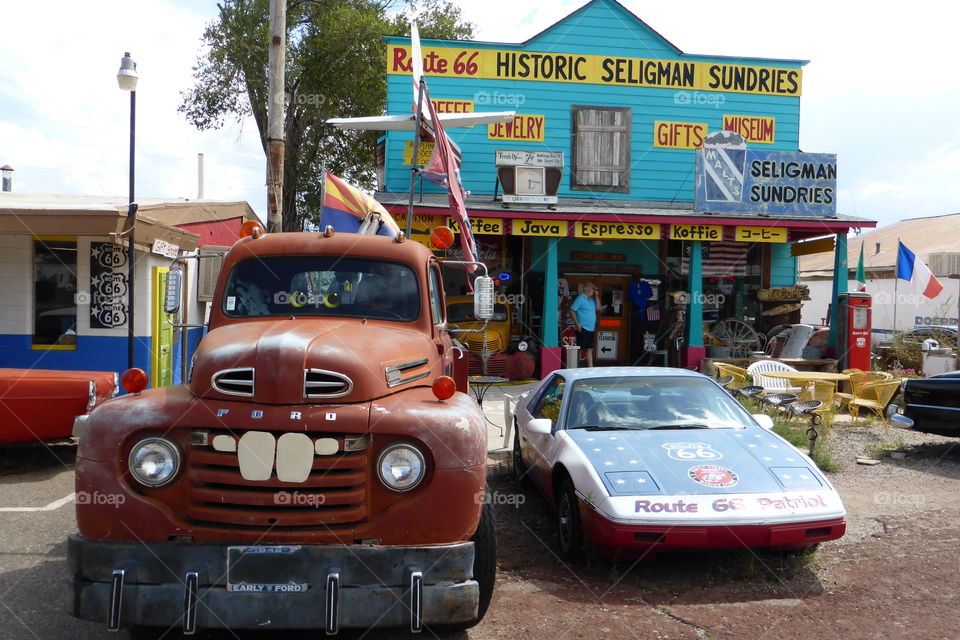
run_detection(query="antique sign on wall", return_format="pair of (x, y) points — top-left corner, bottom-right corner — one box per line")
(89, 242), (129, 329)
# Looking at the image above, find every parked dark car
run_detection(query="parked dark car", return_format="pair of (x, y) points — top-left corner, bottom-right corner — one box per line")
(903, 371), (960, 437)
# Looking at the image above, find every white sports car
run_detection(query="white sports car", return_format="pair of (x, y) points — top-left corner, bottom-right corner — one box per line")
(512, 367), (846, 558)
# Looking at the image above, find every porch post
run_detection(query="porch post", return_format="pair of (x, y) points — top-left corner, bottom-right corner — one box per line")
(684, 240), (706, 368)
(540, 238), (562, 375)
(827, 232), (848, 353)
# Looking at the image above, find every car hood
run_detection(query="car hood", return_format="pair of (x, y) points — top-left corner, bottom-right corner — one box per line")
(563, 427), (843, 524)
(565, 427), (823, 495)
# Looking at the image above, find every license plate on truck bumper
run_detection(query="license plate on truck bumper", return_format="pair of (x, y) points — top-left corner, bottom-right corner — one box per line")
(227, 545), (309, 592)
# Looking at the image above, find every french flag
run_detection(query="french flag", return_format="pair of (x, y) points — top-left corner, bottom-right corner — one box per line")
(896, 241), (944, 299)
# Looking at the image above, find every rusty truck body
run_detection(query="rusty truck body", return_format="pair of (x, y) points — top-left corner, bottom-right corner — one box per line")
(67, 230), (495, 636)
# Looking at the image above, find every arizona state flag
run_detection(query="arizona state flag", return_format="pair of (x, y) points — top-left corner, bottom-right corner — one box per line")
(320, 172), (400, 237)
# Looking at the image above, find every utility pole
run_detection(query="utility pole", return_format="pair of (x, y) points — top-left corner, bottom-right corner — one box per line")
(266, 0), (286, 232)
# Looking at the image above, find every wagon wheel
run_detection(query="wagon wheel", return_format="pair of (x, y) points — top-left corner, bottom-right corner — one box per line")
(709, 318), (762, 357)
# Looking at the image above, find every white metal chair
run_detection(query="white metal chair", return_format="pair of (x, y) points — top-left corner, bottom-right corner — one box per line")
(746, 359), (802, 395)
(779, 324), (814, 359)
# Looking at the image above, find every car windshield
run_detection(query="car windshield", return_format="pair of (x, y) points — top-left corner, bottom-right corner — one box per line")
(564, 376), (749, 430)
(223, 256), (420, 321)
(447, 302), (509, 323)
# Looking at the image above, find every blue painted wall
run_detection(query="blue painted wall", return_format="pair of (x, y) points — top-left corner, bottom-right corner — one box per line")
(383, 0), (804, 203)
(769, 243), (798, 287)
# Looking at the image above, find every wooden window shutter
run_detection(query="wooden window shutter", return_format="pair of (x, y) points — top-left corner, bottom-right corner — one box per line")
(571, 106), (631, 193)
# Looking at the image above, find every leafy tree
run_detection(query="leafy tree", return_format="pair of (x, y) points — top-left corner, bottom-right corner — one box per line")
(180, 0), (473, 231)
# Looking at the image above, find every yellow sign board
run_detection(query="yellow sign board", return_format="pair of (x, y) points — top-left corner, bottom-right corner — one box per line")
(388, 45), (802, 97)
(392, 212), (443, 247)
(669, 224), (723, 241)
(723, 115), (775, 144)
(735, 226), (787, 243)
(653, 121), (707, 149)
(575, 221), (660, 240)
(432, 99), (474, 113)
(402, 141), (434, 166)
(448, 217), (504, 235)
(512, 219), (568, 236)
(488, 114), (545, 142)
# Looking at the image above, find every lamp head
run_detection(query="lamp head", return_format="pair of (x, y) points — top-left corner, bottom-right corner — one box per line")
(117, 52), (138, 91)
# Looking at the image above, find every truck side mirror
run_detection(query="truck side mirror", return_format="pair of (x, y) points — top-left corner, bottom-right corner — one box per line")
(164, 269), (182, 315)
(474, 276), (495, 321)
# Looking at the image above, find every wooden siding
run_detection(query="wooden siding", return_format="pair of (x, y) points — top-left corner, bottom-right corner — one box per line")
(382, 0), (804, 203)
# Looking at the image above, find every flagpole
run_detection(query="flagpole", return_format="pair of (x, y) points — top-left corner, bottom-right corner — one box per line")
(894, 236), (899, 332)
(406, 77), (425, 239)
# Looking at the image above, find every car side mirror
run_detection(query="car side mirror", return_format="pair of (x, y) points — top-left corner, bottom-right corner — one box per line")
(164, 269), (182, 314)
(473, 276), (495, 321)
(527, 418), (553, 435)
(753, 414), (774, 430)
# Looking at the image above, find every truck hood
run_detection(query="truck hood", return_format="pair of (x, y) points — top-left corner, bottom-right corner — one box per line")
(190, 319), (440, 404)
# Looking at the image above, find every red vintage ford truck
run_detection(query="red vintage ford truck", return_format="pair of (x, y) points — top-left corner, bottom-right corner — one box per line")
(68, 227), (495, 637)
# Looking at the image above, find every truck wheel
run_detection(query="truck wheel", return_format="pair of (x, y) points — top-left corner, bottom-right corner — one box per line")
(557, 478), (584, 560)
(433, 495), (497, 632)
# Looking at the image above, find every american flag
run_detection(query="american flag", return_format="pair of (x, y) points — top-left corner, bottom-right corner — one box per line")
(681, 241), (748, 277)
(647, 305), (660, 321)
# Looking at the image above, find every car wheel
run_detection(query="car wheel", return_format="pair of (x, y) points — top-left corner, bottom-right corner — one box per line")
(432, 495), (497, 632)
(512, 421), (529, 484)
(557, 478), (584, 560)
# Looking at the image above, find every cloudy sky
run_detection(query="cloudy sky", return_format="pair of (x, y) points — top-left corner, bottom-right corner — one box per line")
(1, 0), (957, 230)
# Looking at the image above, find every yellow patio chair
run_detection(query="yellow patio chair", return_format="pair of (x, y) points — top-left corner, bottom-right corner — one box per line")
(836, 371), (889, 407)
(848, 379), (903, 426)
(800, 379), (836, 425)
(714, 363), (748, 389)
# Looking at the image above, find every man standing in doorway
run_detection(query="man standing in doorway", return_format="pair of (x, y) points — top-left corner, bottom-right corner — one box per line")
(568, 282), (600, 367)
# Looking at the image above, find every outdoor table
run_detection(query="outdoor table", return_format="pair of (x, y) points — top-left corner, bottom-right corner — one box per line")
(468, 375), (509, 408)
(761, 370), (850, 397)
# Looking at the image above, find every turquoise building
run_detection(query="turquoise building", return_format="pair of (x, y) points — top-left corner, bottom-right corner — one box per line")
(374, 0), (872, 372)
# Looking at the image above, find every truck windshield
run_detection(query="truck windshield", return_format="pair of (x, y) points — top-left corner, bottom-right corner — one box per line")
(223, 256), (420, 321)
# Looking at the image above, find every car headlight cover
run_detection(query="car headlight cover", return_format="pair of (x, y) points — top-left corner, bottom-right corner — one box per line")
(378, 443), (426, 492)
(128, 437), (181, 487)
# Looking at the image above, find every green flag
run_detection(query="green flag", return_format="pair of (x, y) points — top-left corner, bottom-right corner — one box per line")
(855, 244), (866, 291)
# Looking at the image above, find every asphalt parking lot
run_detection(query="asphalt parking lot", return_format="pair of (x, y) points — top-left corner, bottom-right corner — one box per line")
(3, 384), (960, 639)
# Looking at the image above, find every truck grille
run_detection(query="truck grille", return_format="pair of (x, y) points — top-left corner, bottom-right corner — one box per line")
(184, 429), (368, 532)
(462, 335), (505, 353)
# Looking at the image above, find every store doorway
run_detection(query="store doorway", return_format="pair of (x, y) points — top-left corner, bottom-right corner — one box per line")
(563, 275), (630, 363)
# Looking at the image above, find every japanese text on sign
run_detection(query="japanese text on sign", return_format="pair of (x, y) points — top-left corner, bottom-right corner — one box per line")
(735, 226), (787, 243)
(388, 46), (802, 97)
(576, 221), (660, 240)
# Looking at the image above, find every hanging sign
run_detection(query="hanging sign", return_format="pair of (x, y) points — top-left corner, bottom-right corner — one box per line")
(511, 219), (568, 236)
(669, 224), (723, 241)
(576, 221), (660, 240)
(392, 212), (443, 247)
(734, 226), (787, 243)
(89, 242), (129, 329)
(448, 217), (504, 235)
(596, 331), (618, 360)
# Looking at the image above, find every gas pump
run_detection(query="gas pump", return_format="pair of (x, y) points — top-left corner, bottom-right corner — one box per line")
(836, 293), (872, 371)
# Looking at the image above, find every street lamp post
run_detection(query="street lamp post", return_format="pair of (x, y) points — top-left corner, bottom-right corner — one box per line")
(117, 52), (138, 371)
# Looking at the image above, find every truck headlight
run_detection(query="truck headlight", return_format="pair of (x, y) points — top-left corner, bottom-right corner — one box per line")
(377, 444), (426, 492)
(128, 437), (181, 488)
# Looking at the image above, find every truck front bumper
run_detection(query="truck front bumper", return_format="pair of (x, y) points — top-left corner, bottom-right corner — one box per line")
(67, 534), (478, 633)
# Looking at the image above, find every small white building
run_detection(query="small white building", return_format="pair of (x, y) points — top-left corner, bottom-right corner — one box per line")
(799, 213), (960, 336)
(0, 193), (256, 385)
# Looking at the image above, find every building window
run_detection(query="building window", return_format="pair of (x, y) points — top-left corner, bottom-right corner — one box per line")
(571, 105), (631, 193)
(33, 239), (77, 346)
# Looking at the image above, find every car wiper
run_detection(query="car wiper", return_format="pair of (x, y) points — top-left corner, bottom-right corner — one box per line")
(647, 423), (712, 430)
(568, 425), (639, 431)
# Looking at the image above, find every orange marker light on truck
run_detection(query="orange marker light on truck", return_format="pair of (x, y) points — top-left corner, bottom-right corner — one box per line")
(430, 226), (455, 250)
(239, 220), (265, 238)
(121, 368), (149, 394)
(432, 376), (456, 400)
